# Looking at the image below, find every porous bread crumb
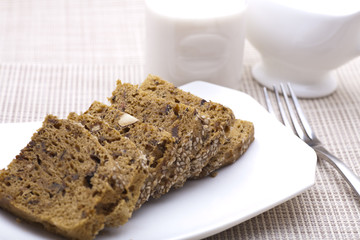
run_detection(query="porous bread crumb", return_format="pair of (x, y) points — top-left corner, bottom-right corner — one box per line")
(0, 115), (131, 240)
(67, 112), (149, 215)
(140, 74), (254, 178)
(85, 101), (177, 203)
(109, 81), (213, 190)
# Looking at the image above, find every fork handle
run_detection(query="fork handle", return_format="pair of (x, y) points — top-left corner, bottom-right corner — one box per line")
(314, 146), (360, 198)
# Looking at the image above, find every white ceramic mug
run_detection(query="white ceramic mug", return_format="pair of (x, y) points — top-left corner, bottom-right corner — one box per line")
(145, 0), (247, 89)
(247, 0), (360, 98)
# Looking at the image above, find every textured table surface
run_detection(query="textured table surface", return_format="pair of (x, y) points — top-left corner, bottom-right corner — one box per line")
(1, 0), (360, 239)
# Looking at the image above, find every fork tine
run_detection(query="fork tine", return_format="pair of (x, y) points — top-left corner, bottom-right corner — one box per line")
(280, 83), (305, 139)
(287, 83), (315, 140)
(264, 83), (360, 199)
(273, 85), (291, 128)
(263, 87), (275, 115)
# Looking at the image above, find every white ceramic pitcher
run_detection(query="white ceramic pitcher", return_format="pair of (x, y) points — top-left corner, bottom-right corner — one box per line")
(145, 0), (247, 89)
(246, 0), (360, 98)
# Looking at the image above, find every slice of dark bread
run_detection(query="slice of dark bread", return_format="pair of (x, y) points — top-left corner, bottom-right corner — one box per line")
(85, 101), (177, 200)
(0, 115), (133, 240)
(196, 119), (255, 178)
(68, 112), (154, 209)
(141, 76), (232, 178)
(140, 75), (254, 177)
(109, 81), (214, 189)
(140, 74), (236, 132)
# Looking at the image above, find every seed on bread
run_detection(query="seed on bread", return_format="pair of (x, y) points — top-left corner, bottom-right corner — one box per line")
(118, 113), (138, 127)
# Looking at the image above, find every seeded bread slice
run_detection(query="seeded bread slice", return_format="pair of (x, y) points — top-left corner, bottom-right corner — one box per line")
(0, 115), (131, 240)
(140, 75), (254, 177)
(196, 119), (255, 178)
(140, 74), (236, 132)
(109, 81), (212, 189)
(85, 101), (177, 201)
(141, 76), (231, 178)
(68, 111), (156, 209)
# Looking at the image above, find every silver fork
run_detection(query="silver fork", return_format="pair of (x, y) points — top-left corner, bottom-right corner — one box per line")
(264, 83), (360, 198)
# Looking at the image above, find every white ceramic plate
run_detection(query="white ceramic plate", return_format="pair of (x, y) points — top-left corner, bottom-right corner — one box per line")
(0, 81), (317, 240)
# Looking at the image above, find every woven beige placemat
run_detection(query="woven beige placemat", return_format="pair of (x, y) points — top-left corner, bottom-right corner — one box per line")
(0, 0), (360, 239)
(0, 0), (145, 65)
(0, 63), (144, 123)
